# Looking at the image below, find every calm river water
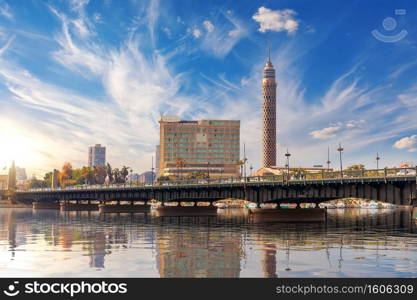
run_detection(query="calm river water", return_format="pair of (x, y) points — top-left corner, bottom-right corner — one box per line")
(0, 208), (416, 277)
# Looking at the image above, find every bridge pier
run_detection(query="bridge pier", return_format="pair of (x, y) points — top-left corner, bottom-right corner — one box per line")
(32, 201), (60, 210)
(249, 207), (326, 223)
(98, 202), (150, 213)
(60, 200), (99, 211)
(156, 203), (217, 217)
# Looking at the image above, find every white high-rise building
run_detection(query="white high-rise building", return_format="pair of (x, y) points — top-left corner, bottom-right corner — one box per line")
(88, 144), (106, 167)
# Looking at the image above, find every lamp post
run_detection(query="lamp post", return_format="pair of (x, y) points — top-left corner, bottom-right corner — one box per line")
(250, 165), (253, 176)
(207, 161), (210, 179)
(376, 153), (380, 174)
(337, 143), (344, 179)
(285, 149), (291, 182)
(151, 156), (154, 186)
(243, 142), (247, 179)
(326, 146), (331, 176)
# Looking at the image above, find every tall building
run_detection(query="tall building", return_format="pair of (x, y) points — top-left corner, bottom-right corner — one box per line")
(16, 167), (27, 183)
(88, 144), (106, 168)
(261, 49), (277, 168)
(138, 171), (155, 184)
(7, 161), (16, 191)
(159, 116), (240, 178)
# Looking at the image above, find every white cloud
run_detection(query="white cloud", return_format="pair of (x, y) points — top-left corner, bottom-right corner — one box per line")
(176, 16), (185, 24)
(310, 126), (341, 139)
(203, 20), (214, 33)
(393, 135), (417, 152)
(93, 13), (102, 23)
(162, 27), (172, 38)
(252, 7), (299, 34)
(0, 0), (13, 20)
(192, 28), (202, 38)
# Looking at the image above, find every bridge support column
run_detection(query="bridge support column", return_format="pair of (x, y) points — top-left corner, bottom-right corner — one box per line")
(249, 208), (326, 223)
(98, 202), (150, 213)
(60, 201), (99, 211)
(32, 201), (60, 210)
(156, 205), (217, 217)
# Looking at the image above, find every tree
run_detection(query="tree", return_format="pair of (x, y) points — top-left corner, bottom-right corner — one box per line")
(43, 172), (53, 187)
(157, 175), (171, 182)
(106, 163), (113, 183)
(120, 166), (130, 183)
(59, 162), (75, 187)
(186, 172), (207, 179)
(346, 164), (365, 171)
(29, 177), (47, 188)
(94, 166), (107, 184)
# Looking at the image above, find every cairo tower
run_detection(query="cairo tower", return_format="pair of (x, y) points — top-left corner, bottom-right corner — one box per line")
(261, 51), (277, 168)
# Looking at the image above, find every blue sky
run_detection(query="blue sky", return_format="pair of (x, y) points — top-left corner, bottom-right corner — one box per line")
(0, 0), (416, 177)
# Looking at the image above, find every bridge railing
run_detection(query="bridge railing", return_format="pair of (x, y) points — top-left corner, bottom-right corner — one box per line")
(16, 167), (417, 192)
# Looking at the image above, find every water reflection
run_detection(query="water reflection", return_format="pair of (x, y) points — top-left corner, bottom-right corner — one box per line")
(0, 208), (416, 277)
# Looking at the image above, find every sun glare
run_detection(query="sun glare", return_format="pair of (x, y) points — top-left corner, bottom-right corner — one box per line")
(0, 129), (42, 170)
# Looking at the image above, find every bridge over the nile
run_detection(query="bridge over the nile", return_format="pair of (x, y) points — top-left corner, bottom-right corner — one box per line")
(14, 171), (417, 208)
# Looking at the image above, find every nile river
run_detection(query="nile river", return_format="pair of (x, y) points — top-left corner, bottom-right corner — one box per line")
(0, 208), (416, 277)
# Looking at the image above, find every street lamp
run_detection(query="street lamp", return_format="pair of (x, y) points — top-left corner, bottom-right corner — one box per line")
(243, 142), (247, 179)
(207, 161), (210, 179)
(376, 153), (380, 173)
(326, 146), (331, 174)
(285, 149), (291, 182)
(250, 165), (253, 176)
(151, 156), (155, 186)
(337, 142), (344, 178)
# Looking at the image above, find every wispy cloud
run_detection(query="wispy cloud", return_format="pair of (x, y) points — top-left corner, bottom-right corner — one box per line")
(200, 11), (247, 58)
(0, 0), (13, 20)
(0, 34), (14, 56)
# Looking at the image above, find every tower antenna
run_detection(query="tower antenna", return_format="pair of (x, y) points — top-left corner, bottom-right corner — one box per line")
(267, 37), (271, 62)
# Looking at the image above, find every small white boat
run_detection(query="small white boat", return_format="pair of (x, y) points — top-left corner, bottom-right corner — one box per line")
(245, 202), (258, 209)
(368, 201), (379, 209)
(336, 202), (345, 209)
(216, 203), (227, 209)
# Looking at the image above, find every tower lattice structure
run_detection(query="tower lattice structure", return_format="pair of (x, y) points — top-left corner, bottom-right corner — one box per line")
(261, 56), (277, 168)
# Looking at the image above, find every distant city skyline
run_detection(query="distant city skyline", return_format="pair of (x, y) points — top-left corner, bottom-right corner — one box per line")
(0, 0), (416, 177)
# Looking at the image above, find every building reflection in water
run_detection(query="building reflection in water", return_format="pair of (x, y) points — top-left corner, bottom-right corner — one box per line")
(155, 217), (242, 277)
(0, 207), (415, 277)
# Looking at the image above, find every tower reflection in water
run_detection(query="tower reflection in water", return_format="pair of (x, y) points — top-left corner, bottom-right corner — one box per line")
(0, 208), (416, 277)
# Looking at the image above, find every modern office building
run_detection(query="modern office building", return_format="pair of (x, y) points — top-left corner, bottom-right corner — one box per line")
(88, 144), (106, 168)
(158, 116), (240, 178)
(16, 167), (27, 183)
(261, 49), (277, 168)
(138, 171), (156, 184)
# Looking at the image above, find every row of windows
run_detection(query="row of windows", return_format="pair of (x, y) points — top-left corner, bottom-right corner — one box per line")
(165, 143), (239, 148)
(165, 129), (239, 134)
(164, 158), (239, 163)
(164, 148), (240, 153)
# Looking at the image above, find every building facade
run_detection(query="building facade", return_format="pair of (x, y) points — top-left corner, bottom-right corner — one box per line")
(138, 171), (156, 184)
(88, 144), (106, 168)
(158, 116), (240, 179)
(261, 53), (277, 168)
